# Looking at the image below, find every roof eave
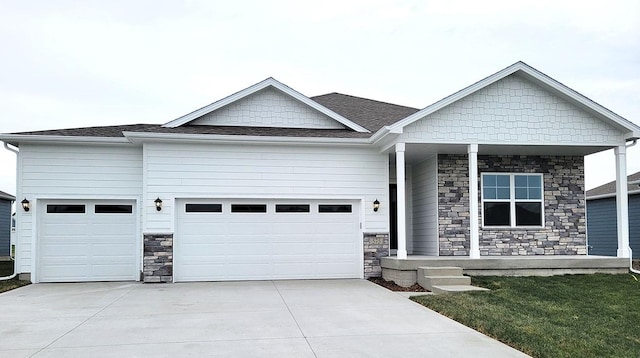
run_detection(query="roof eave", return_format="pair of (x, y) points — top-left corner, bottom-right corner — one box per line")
(0, 134), (131, 146)
(122, 131), (371, 146)
(587, 188), (640, 200)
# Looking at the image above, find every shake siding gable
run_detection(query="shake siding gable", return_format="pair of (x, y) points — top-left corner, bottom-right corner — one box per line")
(17, 144), (143, 273)
(399, 75), (623, 144)
(190, 87), (345, 129)
(143, 142), (388, 232)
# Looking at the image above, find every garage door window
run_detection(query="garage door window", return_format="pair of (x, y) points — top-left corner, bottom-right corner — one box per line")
(231, 204), (267, 213)
(47, 205), (85, 214)
(185, 204), (222, 213)
(276, 204), (310, 213)
(319, 204), (352, 213)
(95, 205), (133, 214)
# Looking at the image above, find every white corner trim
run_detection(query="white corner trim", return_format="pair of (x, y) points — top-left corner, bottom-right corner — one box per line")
(162, 77), (370, 133)
(122, 131), (371, 146)
(386, 61), (640, 137)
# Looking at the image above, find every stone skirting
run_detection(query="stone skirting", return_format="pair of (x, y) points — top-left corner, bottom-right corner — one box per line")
(363, 233), (389, 278)
(438, 154), (587, 256)
(143, 233), (173, 283)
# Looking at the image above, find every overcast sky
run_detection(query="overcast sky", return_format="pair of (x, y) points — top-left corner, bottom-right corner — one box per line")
(0, 0), (639, 198)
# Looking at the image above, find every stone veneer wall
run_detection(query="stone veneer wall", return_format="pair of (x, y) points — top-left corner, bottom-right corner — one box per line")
(143, 233), (173, 283)
(363, 233), (389, 278)
(438, 155), (470, 255)
(438, 155), (587, 256)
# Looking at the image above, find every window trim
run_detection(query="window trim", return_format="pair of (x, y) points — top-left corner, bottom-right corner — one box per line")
(481, 173), (545, 229)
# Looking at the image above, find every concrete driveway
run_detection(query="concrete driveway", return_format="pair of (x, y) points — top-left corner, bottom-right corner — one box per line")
(0, 279), (527, 357)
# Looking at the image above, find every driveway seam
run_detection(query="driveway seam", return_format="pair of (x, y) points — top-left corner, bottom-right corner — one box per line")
(271, 281), (318, 358)
(30, 283), (140, 357)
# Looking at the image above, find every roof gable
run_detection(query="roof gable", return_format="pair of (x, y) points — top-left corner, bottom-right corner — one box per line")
(189, 86), (345, 130)
(163, 78), (369, 133)
(398, 73), (625, 145)
(388, 62), (640, 139)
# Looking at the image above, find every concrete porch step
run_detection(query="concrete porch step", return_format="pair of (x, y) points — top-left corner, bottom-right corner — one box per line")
(420, 275), (471, 289)
(417, 266), (488, 294)
(431, 285), (490, 295)
(419, 266), (464, 277)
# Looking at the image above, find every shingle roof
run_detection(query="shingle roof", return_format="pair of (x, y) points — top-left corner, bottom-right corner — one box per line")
(310, 93), (420, 132)
(586, 171), (640, 198)
(0, 190), (15, 201)
(7, 93), (418, 139)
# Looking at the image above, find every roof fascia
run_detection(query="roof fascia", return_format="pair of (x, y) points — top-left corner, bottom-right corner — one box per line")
(387, 62), (640, 138)
(587, 188), (640, 200)
(0, 194), (15, 201)
(162, 78), (370, 133)
(123, 131), (371, 146)
(0, 134), (131, 146)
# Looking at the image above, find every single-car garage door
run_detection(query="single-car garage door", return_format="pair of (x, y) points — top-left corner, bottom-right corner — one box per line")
(175, 199), (361, 281)
(38, 200), (138, 282)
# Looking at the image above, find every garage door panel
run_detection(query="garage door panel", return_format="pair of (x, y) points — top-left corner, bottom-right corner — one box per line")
(176, 199), (360, 281)
(39, 200), (137, 282)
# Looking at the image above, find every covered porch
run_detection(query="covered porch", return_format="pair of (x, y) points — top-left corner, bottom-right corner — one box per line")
(385, 141), (633, 260)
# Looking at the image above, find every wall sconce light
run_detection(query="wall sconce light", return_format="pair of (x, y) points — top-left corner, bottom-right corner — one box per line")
(154, 197), (163, 211)
(373, 199), (380, 212)
(21, 198), (30, 212)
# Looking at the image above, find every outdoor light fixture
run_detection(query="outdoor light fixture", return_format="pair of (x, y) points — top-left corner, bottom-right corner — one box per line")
(373, 199), (380, 212)
(154, 197), (163, 211)
(21, 198), (30, 212)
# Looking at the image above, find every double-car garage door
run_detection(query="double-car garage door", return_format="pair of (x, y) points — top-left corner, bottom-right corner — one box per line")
(37, 199), (361, 282)
(175, 199), (361, 281)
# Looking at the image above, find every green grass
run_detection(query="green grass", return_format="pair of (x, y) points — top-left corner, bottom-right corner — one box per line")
(0, 261), (30, 293)
(411, 274), (640, 358)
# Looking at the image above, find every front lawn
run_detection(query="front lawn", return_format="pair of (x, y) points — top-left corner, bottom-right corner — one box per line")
(0, 261), (30, 293)
(411, 274), (640, 358)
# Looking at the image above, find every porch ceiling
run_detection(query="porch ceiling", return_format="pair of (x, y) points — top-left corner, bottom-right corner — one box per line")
(389, 143), (614, 164)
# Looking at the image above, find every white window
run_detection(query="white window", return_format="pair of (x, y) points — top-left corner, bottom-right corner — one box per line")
(481, 173), (544, 227)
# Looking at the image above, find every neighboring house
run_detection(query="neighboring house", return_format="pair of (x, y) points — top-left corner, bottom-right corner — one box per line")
(587, 172), (640, 259)
(0, 191), (15, 260)
(1, 61), (639, 283)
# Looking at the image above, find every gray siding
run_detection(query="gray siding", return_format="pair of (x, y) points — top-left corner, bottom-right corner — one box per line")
(0, 199), (11, 256)
(411, 156), (438, 255)
(587, 194), (640, 259)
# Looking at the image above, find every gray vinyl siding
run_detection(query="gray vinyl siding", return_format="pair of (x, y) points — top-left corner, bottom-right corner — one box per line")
(411, 156), (438, 255)
(0, 199), (11, 256)
(586, 194), (640, 259)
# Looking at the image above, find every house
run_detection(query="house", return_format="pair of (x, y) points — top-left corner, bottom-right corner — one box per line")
(0, 191), (15, 261)
(1, 62), (639, 284)
(587, 172), (640, 259)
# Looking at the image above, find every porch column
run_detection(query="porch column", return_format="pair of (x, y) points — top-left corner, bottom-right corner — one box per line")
(468, 144), (480, 259)
(615, 145), (630, 258)
(395, 143), (407, 259)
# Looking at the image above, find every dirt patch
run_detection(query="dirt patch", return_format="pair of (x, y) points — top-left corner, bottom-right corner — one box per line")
(633, 260), (639, 271)
(368, 277), (429, 292)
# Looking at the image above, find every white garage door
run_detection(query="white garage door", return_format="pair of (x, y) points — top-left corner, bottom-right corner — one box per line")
(38, 200), (138, 282)
(175, 199), (361, 281)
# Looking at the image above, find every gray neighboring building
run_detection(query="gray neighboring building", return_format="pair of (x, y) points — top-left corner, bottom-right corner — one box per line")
(587, 172), (640, 259)
(0, 191), (15, 259)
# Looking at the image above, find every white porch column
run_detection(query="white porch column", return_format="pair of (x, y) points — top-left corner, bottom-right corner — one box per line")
(395, 143), (407, 259)
(468, 144), (480, 259)
(615, 145), (630, 258)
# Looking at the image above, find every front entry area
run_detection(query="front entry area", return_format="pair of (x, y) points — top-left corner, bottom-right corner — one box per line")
(174, 199), (361, 281)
